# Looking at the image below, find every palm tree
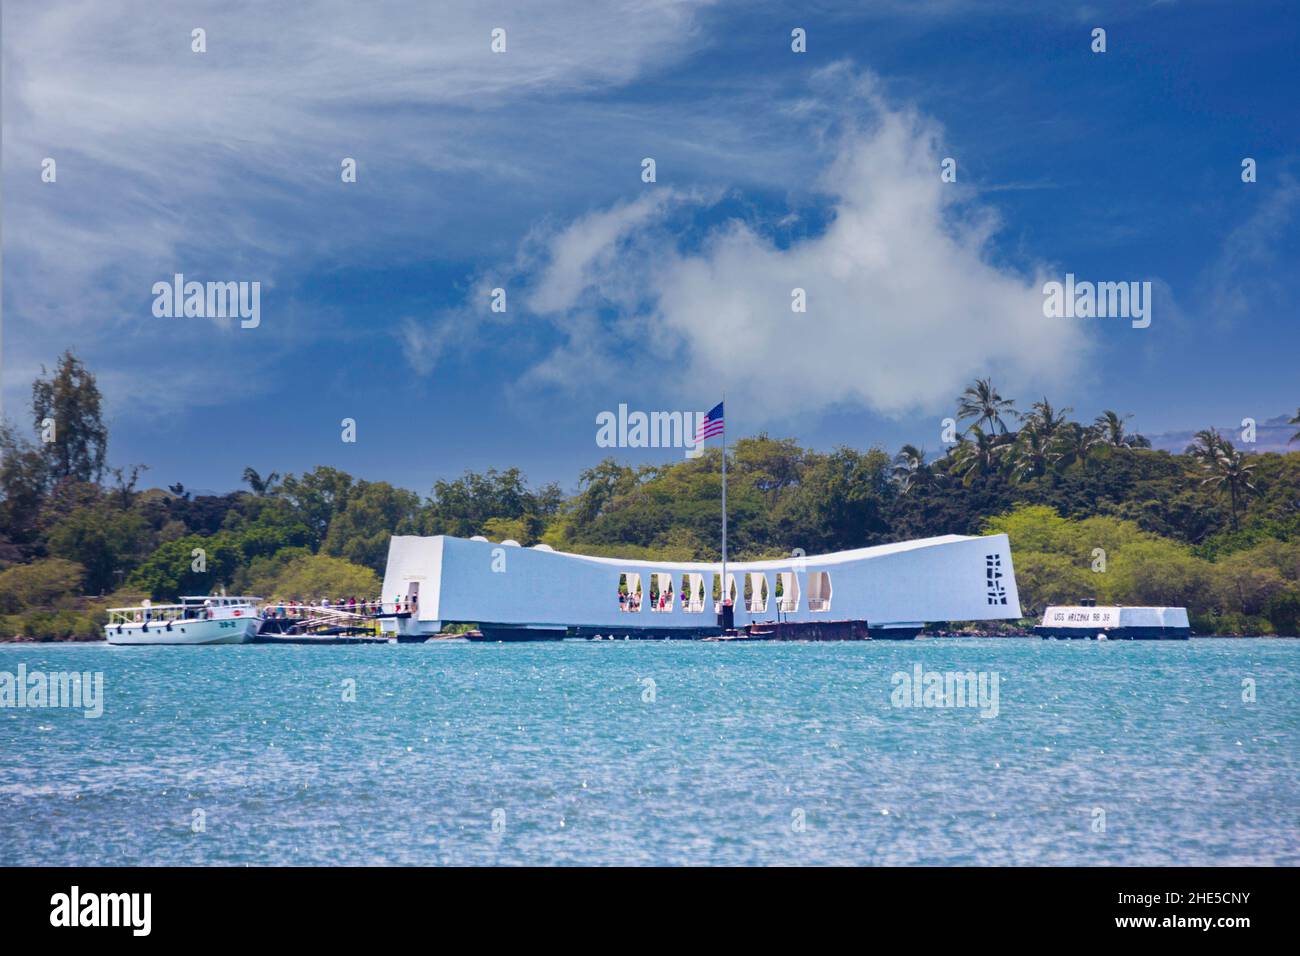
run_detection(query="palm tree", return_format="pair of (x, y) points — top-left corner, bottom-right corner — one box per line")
(957, 378), (1017, 435)
(1023, 398), (1072, 444)
(1290, 407), (1300, 444)
(1057, 422), (1100, 469)
(891, 444), (934, 493)
(1200, 446), (1257, 531)
(951, 425), (1006, 486)
(1010, 425), (1058, 482)
(1187, 428), (1230, 467)
(241, 466), (281, 497)
(1095, 410), (1129, 447)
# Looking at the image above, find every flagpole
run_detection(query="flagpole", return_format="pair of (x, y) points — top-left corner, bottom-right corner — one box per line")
(721, 392), (727, 619)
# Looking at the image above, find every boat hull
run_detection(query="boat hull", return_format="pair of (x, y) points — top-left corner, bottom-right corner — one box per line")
(472, 625), (567, 642)
(105, 616), (259, 645)
(1034, 626), (1190, 640)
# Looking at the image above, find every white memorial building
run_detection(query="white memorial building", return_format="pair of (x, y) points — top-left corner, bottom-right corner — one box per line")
(379, 532), (1022, 640)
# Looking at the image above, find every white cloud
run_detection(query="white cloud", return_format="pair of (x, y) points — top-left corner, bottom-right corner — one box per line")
(503, 67), (1087, 420)
(1201, 175), (1300, 327)
(0, 6), (1104, 425)
(1, 0), (716, 411)
(529, 192), (681, 314)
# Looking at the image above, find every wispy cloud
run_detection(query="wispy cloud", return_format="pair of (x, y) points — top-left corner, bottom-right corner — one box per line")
(1201, 174), (1300, 328)
(436, 65), (1088, 421)
(2, 0), (717, 410)
(1148, 414), (1298, 455)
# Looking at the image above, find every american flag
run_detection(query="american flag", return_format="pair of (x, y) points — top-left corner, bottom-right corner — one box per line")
(695, 401), (724, 443)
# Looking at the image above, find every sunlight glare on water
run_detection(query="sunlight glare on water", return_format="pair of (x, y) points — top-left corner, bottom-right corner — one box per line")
(1, 639), (1295, 866)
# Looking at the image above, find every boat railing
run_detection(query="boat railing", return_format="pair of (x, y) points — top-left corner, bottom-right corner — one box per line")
(180, 595), (262, 605)
(107, 604), (208, 625)
(108, 599), (266, 625)
(261, 601), (391, 618)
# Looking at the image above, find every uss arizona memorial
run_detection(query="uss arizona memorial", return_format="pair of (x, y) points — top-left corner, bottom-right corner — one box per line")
(99, 530), (1192, 642)
(378, 532), (1022, 640)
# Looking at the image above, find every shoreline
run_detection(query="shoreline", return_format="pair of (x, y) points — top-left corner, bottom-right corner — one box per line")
(3, 630), (1295, 644)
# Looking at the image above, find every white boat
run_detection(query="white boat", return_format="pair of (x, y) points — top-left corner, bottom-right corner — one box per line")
(105, 596), (262, 645)
(1034, 602), (1190, 640)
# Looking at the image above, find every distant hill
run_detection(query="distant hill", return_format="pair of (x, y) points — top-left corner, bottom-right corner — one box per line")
(1149, 414), (1297, 454)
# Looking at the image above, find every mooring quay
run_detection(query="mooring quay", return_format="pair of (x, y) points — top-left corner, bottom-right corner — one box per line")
(372, 532), (1022, 642)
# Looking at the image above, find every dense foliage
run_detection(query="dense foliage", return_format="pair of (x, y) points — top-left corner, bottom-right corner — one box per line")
(1, 356), (1297, 638)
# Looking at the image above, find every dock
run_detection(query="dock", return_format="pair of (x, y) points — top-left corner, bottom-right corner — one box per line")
(258, 602), (395, 642)
(252, 633), (390, 645)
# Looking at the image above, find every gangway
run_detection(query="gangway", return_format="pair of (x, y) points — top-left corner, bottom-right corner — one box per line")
(259, 603), (383, 638)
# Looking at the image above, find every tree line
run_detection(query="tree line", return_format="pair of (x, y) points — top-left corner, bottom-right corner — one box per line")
(1, 352), (1298, 638)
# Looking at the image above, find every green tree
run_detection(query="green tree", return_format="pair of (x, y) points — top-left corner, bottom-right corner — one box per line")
(46, 506), (151, 594)
(1186, 428), (1229, 466)
(228, 495), (314, 559)
(951, 425), (1007, 486)
(127, 533), (245, 601)
(481, 516), (531, 543)
(322, 481), (422, 572)
(257, 552), (381, 601)
(957, 377), (1017, 434)
(31, 350), (108, 484)
(732, 434), (806, 503)
(1094, 410), (1147, 448)
(985, 505), (1079, 554)
(0, 558), (86, 613)
(241, 467), (281, 496)
(570, 459), (644, 528)
(278, 466), (354, 546)
(1198, 445), (1257, 531)
(1055, 422), (1100, 470)
(0, 423), (51, 553)
(780, 447), (893, 552)
(231, 546), (310, 595)
(1022, 398), (1072, 444)
(426, 467), (561, 540)
(1211, 549), (1290, 617)
(891, 444), (936, 494)
(1010, 425), (1058, 483)
(1007, 551), (1094, 616)
(1105, 538), (1212, 609)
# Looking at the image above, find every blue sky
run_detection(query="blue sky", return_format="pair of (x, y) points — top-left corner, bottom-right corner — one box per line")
(3, 0), (1298, 495)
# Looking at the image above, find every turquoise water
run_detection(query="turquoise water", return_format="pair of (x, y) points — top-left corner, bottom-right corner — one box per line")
(1, 639), (1295, 866)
